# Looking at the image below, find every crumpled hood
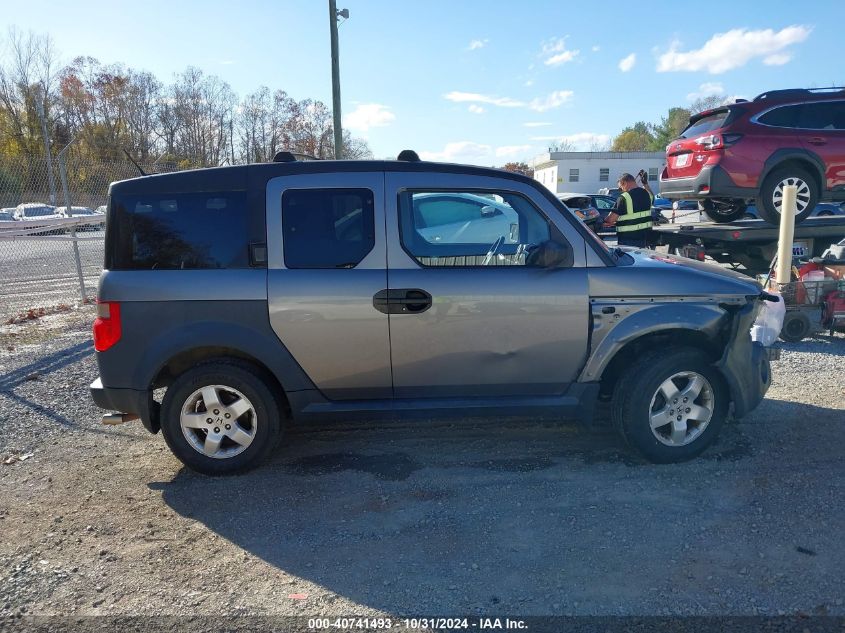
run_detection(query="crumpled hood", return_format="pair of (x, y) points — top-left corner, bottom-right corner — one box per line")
(589, 248), (762, 298)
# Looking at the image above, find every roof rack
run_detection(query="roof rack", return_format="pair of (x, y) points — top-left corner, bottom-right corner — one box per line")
(271, 151), (320, 163)
(753, 87), (845, 102)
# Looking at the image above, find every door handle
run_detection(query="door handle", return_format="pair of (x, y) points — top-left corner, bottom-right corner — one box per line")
(373, 289), (432, 314)
(806, 136), (827, 146)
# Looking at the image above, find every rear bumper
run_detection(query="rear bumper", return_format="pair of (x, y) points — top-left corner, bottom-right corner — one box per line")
(90, 378), (160, 433)
(715, 301), (772, 418)
(660, 165), (756, 200)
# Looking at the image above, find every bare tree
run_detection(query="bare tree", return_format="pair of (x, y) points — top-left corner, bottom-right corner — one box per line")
(548, 139), (575, 153)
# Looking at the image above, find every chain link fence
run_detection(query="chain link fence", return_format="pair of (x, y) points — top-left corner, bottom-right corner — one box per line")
(0, 150), (180, 320)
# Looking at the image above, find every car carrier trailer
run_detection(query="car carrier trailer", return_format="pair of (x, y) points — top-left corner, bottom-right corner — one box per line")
(651, 216), (845, 276)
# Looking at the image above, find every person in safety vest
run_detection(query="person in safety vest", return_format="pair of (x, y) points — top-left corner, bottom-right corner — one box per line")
(603, 171), (654, 248)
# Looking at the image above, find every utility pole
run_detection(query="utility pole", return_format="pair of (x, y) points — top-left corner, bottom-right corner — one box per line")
(34, 86), (57, 205)
(328, 0), (347, 159)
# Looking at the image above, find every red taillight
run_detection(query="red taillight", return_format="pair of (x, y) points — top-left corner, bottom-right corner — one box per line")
(695, 134), (722, 150)
(93, 301), (121, 352)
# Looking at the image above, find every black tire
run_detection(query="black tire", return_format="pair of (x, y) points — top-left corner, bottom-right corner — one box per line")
(704, 205), (747, 224)
(756, 165), (818, 225)
(779, 310), (812, 343)
(611, 348), (728, 464)
(160, 361), (283, 475)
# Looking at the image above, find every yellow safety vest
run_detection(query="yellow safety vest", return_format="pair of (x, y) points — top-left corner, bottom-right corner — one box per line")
(615, 191), (654, 233)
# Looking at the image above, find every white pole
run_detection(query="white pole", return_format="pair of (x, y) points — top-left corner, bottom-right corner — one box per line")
(775, 184), (797, 284)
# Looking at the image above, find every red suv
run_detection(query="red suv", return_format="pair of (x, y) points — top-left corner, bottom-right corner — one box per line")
(660, 87), (845, 224)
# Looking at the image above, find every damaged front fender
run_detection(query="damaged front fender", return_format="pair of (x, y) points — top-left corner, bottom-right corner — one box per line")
(579, 298), (730, 382)
(715, 300), (772, 418)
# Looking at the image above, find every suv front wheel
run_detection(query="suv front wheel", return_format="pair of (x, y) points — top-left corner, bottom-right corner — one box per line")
(160, 361), (283, 474)
(611, 348), (728, 463)
(757, 165), (818, 225)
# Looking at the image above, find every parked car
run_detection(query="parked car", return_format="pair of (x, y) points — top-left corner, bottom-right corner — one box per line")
(742, 201), (845, 220)
(57, 205), (105, 231)
(0, 208), (16, 222)
(94, 205), (107, 214)
(90, 151), (774, 474)
(660, 87), (845, 225)
(556, 193), (602, 231)
(13, 202), (61, 221)
(597, 187), (621, 200)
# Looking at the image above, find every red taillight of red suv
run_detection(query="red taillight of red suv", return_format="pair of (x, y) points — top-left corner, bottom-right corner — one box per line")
(694, 133), (743, 150)
(93, 301), (121, 352)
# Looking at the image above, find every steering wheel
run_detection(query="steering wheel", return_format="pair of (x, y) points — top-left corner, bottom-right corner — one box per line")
(482, 236), (505, 265)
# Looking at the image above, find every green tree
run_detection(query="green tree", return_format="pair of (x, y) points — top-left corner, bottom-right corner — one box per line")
(611, 122), (655, 151)
(649, 107), (691, 151)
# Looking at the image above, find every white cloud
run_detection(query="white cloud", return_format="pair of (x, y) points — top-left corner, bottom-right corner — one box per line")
(420, 142), (539, 165)
(343, 103), (395, 132)
(528, 90), (574, 112)
(495, 145), (533, 158)
(468, 104), (485, 114)
(523, 122), (552, 127)
(591, 46), (600, 52)
(467, 39), (488, 51)
(763, 52), (792, 66)
(524, 79), (534, 87)
(444, 91), (525, 108)
(657, 25), (811, 74)
(541, 37), (580, 66)
(618, 53), (636, 72)
(445, 90), (573, 112)
(419, 141), (493, 163)
(529, 132), (611, 150)
(686, 81), (725, 101)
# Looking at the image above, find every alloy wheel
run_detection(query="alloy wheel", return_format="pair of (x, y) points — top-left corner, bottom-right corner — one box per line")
(179, 385), (257, 459)
(648, 371), (714, 447)
(773, 177), (811, 214)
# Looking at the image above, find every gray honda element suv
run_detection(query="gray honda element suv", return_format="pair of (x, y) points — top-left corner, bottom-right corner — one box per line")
(90, 153), (772, 474)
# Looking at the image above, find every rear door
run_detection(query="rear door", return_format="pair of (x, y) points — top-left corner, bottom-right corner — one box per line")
(384, 171), (590, 399)
(796, 100), (845, 193)
(265, 172), (391, 399)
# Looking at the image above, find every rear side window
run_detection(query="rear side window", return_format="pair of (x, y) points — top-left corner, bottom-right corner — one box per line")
(282, 188), (375, 269)
(109, 191), (249, 270)
(797, 101), (845, 130)
(680, 108), (737, 138)
(757, 105), (801, 128)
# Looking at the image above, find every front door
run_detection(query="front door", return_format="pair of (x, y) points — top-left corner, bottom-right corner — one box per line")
(384, 172), (590, 399)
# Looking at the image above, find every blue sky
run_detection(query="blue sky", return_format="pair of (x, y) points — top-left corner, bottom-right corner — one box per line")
(3, 0), (843, 164)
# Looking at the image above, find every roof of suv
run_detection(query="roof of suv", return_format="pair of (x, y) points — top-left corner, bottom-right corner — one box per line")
(110, 160), (538, 195)
(752, 87), (845, 103)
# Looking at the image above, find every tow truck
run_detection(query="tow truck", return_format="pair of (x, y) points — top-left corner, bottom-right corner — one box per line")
(651, 215), (845, 275)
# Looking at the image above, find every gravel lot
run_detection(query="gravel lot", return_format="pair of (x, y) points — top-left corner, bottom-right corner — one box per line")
(0, 307), (843, 621)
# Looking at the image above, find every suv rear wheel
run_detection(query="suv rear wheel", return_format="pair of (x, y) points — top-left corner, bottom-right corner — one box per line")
(160, 361), (283, 474)
(611, 348), (728, 463)
(701, 199), (747, 224)
(757, 165), (818, 225)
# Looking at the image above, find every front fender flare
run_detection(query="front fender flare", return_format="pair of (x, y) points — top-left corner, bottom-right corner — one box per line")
(579, 300), (728, 382)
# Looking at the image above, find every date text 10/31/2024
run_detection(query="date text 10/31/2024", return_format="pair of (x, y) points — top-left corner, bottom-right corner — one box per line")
(308, 617), (528, 630)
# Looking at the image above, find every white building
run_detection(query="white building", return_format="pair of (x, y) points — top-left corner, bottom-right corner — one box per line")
(533, 151), (666, 196)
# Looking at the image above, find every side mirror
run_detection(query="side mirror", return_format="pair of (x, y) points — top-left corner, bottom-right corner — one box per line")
(526, 240), (573, 269)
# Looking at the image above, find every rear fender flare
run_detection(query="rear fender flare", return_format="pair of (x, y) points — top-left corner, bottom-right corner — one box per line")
(760, 149), (825, 192)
